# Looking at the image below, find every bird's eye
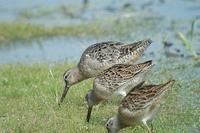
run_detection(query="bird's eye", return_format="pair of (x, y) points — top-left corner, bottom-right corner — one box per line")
(63, 72), (69, 80)
(106, 123), (109, 127)
(64, 75), (67, 80)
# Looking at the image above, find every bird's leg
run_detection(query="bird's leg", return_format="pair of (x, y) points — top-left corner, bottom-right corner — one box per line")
(150, 122), (154, 133)
(141, 120), (152, 133)
(148, 120), (154, 133)
(147, 120), (154, 133)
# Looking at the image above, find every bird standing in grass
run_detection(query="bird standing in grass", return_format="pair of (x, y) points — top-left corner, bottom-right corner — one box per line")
(59, 39), (152, 105)
(106, 80), (175, 133)
(85, 60), (154, 122)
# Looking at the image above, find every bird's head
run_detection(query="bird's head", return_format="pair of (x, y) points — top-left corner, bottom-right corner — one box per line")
(106, 116), (120, 133)
(59, 67), (84, 104)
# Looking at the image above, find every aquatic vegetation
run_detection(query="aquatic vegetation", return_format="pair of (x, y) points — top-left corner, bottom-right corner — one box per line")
(0, 22), (105, 43)
(176, 32), (198, 58)
(0, 16), (158, 44)
(188, 19), (196, 40)
(19, 5), (78, 19)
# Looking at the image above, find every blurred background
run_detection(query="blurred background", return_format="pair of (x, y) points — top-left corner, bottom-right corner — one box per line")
(0, 0), (200, 133)
(0, 0), (199, 64)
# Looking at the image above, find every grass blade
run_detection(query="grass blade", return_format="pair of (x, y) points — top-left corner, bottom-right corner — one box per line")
(177, 32), (198, 58)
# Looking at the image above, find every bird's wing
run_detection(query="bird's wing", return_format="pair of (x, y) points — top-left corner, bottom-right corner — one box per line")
(78, 39), (152, 76)
(95, 61), (153, 93)
(120, 80), (175, 113)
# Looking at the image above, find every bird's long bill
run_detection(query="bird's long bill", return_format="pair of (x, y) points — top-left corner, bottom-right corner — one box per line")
(59, 84), (69, 105)
(107, 129), (111, 133)
(86, 106), (93, 122)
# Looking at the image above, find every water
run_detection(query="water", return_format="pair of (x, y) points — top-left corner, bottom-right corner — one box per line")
(0, 0), (199, 25)
(0, 0), (200, 64)
(0, 36), (97, 64)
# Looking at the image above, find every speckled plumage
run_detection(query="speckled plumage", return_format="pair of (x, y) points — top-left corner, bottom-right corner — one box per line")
(94, 60), (154, 98)
(60, 39), (152, 104)
(106, 80), (175, 133)
(79, 39), (152, 77)
(85, 60), (154, 122)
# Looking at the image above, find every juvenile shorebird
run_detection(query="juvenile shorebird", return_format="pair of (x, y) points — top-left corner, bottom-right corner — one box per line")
(60, 39), (152, 104)
(85, 60), (154, 122)
(106, 80), (175, 133)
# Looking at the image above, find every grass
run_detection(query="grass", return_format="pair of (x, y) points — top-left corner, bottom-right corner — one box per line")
(188, 19), (196, 40)
(176, 32), (198, 58)
(0, 58), (199, 133)
(0, 22), (105, 43)
(19, 5), (79, 19)
(0, 15), (158, 44)
(174, 19), (199, 59)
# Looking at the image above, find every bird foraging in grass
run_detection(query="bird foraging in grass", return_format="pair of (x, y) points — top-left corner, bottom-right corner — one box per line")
(59, 39), (152, 105)
(85, 60), (154, 122)
(106, 80), (175, 133)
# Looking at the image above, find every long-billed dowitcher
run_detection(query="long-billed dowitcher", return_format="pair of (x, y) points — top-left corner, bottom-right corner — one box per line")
(85, 60), (154, 122)
(106, 80), (175, 133)
(59, 39), (152, 104)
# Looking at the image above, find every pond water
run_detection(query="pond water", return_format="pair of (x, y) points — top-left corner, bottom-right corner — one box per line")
(0, 36), (97, 64)
(1, 0), (199, 25)
(0, 0), (200, 64)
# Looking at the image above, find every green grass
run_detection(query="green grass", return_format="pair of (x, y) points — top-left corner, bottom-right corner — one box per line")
(19, 5), (79, 19)
(0, 58), (199, 133)
(0, 22), (105, 43)
(0, 16), (158, 44)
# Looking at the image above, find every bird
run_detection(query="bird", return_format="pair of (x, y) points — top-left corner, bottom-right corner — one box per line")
(106, 80), (175, 133)
(59, 39), (152, 105)
(85, 60), (154, 122)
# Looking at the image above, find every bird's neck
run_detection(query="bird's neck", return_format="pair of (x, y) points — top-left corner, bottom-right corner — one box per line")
(110, 115), (127, 132)
(117, 114), (129, 130)
(90, 90), (103, 105)
(71, 67), (86, 84)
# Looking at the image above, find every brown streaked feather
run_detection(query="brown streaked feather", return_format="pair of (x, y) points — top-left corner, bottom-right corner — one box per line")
(79, 41), (123, 63)
(121, 80), (175, 112)
(119, 39), (152, 57)
(95, 60), (153, 92)
(78, 39), (152, 77)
